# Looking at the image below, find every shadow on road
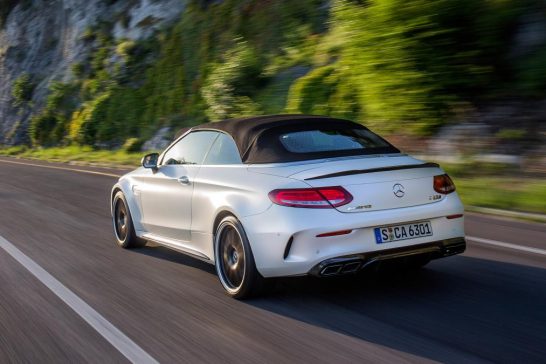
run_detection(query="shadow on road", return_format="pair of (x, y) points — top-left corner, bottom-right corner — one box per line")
(134, 244), (216, 274)
(131, 244), (546, 363)
(250, 256), (546, 363)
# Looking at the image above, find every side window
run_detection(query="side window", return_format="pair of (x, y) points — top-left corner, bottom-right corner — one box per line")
(203, 133), (242, 165)
(162, 131), (218, 165)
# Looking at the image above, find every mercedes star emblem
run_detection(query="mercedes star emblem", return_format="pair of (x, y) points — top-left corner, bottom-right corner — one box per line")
(393, 183), (405, 198)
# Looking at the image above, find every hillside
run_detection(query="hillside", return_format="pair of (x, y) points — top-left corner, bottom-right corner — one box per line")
(1, 0), (545, 152)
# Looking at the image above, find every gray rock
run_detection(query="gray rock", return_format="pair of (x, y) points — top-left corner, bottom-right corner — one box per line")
(0, 0), (186, 145)
(142, 127), (171, 151)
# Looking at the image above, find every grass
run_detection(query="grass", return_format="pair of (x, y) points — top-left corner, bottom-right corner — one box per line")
(1, 146), (545, 215)
(0, 145), (145, 167)
(454, 177), (546, 215)
(438, 162), (546, 215)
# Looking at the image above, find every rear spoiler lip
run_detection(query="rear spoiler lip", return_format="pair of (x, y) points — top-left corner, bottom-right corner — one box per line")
(304, 162), (440, 181)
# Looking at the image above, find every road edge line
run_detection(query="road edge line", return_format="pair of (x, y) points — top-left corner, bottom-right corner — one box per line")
(0, 235), (158, 364)
(467, 235), (546, 256)
(0, 158), (122, 178)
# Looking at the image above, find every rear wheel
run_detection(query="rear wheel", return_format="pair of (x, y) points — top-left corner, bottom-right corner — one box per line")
(214, 215), (264, 299)
(112, 191), (145, 249)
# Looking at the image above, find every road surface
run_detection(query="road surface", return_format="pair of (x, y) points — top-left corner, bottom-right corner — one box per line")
(0, 157), (544, 363)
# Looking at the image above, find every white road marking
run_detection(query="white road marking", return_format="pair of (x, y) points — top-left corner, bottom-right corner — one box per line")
(467, 235), (546, 256)
(0, 158), (122, 177)
(0, 235), (158, 364)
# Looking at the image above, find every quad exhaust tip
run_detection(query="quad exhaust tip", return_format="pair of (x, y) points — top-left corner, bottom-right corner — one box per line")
(320, 261), (362, 276)
(311, 238), (466, 278)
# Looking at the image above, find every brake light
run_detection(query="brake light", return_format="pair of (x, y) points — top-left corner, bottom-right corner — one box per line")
(269, 187), (353, 208)
(434, 174), (456, 194)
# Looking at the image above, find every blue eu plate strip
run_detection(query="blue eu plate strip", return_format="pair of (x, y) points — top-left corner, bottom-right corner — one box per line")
(374, 228), (383, 244)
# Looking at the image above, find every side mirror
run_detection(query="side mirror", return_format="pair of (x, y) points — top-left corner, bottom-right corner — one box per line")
(142, 153), (159, 170)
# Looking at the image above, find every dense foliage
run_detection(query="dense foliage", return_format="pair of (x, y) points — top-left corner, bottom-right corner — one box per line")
(11, 73), (34, 107)
(12, 0), (544, 147)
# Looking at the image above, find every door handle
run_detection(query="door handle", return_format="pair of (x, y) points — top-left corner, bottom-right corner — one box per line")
(177, 176), (190, 185)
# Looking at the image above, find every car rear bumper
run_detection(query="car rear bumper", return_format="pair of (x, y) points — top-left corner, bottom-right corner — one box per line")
(241, 193), (465, 278)
(308, 237), (465, 277)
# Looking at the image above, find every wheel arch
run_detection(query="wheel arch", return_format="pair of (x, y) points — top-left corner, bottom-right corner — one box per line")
(110, 181), (144, 233)
(212, 209), (239, 237)
(110, 184), (123, 216)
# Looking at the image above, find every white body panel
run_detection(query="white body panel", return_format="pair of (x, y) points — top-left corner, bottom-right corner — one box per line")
(112, 154), (465, 278)
(137, 165), (198, 241)
(241, 193), (464, 277)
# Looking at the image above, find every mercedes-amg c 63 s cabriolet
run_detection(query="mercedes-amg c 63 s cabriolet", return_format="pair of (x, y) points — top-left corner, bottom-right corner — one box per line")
(111, 115), (465, 298)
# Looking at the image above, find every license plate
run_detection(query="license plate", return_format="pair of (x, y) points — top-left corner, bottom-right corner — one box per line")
(374, 221), (433, 244)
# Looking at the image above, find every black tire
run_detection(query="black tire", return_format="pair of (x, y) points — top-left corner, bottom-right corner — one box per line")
(112, 191), (146, 249)
(214, 215), (265, 299)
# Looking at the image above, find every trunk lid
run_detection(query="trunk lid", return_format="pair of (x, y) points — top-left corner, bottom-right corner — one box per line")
(249, 155), (446, 213)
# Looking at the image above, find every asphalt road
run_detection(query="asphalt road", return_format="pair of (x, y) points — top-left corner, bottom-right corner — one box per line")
(0, 156), (545, 363)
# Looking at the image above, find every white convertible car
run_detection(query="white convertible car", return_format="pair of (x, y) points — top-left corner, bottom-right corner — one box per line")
(111, 115), (465, 298)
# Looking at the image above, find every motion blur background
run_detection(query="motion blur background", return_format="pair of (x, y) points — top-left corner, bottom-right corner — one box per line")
(0, 0), (545, 215)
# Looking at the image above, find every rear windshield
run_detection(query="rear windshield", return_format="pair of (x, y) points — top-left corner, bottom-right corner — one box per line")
(248, 125), (399, 163)
(279, 129), (391, 153)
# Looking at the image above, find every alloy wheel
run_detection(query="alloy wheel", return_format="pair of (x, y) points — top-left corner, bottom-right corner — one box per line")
(114, 200), (128, 242)
(217, 224), (246, 291)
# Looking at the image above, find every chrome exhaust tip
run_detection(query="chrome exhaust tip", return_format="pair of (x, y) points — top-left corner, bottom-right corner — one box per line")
(340, 261), (361, 274)
(319, 261), (362, 276)
(320, 264), (343, 276)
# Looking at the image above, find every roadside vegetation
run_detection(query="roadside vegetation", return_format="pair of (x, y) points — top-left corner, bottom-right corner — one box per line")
(0, 145), (144, 167)
(1, 0), (544, 215)
(454, 177), (546, 216)
(5, 0), (542, 149)
(442, 163), (546, 215)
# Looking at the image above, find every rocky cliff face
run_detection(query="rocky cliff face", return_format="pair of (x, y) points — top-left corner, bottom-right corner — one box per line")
(1, 0), (545, 154)
(0, 0), (185, 144)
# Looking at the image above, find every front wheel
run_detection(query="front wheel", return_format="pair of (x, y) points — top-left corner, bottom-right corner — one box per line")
(214, 215), (264, 299)
(112, 191), (146, 249)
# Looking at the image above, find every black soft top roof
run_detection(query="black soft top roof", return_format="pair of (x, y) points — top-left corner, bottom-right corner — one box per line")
(176, 114), (399, 164)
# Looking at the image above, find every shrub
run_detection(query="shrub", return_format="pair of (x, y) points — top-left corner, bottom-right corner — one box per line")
(69, 92), (111, 145)
(26, 81), (78, 146)
(116, 40), (136, 60)
(286, 65), (336, 115)
(80, 27), (96, 42)
(122, 138), (143, 153)
(71, 62), (85, 78)
(29, 112), (60, 146)
(11, 73), (35, 107)
(46, 81), (76, 111)
(201, 41), (262, 121)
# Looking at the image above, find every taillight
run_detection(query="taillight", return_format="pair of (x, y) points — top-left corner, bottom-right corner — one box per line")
(268, 187), (353, 208)
(434, 174), (456, 194)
